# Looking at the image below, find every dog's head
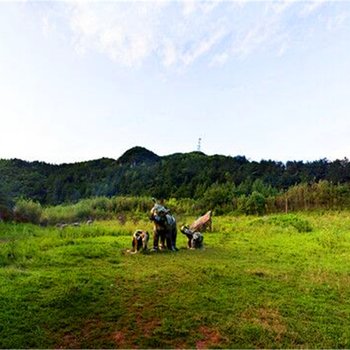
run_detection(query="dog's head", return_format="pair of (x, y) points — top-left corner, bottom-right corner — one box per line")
(180, 225), (192, 236)
(150, 204), (171, 230)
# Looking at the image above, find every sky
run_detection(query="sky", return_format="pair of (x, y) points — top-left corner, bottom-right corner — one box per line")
(0, 0), (350, 164)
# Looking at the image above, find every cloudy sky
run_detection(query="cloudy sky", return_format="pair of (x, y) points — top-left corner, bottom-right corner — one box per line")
(1, 0), (350, 164)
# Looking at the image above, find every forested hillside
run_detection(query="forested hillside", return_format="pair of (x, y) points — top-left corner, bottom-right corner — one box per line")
(1, 146), (350, 208)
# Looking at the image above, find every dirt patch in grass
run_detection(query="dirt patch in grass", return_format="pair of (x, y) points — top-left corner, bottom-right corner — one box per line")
(246, 268), (273, 278)
(57, 333), (80, 349)
(110, 315), (162, 348)
(196, 326), (224, 349)
(242, 307), (287, 341)
(137, 316), (161, 337)
(112, 329), (135, 349)
(81, 318), (106, 338)
(56, 318), (111, 349)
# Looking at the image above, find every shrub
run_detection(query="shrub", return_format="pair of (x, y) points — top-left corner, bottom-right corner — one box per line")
(245, 191), (266, 215)
(199, 183), (234, 214)
(90, 197), (112, 211)
(268, 214), (313, 233)
(236, 192), (266, 215)
(13, 199), (42, 224)
(74, 201), (94, 220)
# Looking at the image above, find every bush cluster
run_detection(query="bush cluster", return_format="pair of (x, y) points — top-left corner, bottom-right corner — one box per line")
(4, 179), (350, 225)
(13, 199), (42, 224)
(9, 196), (200, 225)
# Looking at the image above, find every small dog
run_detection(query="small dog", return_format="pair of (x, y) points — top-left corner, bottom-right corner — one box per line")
(180, 225), (204, 249)
(131, 230), (150, 252)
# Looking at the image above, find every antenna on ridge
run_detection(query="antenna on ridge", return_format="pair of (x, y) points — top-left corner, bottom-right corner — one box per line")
(197, 138), (202, 152)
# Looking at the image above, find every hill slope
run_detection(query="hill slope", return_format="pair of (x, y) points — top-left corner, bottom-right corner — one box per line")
(0, 147), (350, 205)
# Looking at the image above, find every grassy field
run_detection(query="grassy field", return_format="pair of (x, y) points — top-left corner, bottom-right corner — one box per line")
(1, 212), (350, 348)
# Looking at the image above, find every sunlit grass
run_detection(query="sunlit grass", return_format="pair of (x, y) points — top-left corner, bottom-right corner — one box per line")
(1, 212), (350, 348)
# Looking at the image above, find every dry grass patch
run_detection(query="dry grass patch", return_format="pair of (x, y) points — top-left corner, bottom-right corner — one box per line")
(196, 326), (225, 349)
(112, 329), (134, 348)
(57, 333), (80, 349)
(242, 307), (287, 341)
(305, 269), (350, 286)
(246, 268), (273, 278)
(137, 317), (162, 337)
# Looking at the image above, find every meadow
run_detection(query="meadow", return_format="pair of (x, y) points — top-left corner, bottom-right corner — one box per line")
(1, 211), (350, 348)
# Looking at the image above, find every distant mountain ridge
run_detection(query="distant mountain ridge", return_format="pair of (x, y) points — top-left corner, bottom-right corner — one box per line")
(0, 146), (349, 205)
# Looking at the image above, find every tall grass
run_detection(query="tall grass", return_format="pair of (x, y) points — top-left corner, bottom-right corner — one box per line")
(11, 196), (201, 225)
(8, 182), (350, 226)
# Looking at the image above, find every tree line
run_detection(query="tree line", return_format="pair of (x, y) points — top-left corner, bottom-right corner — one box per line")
(1, 147), (350, 220)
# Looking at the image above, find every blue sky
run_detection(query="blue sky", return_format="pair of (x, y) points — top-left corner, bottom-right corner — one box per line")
(0, 0), (350, 164)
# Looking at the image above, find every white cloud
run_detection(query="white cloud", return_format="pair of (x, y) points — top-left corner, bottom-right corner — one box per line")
(70, 4), (98, 36)
(210, 52), (229, 66)
(271, 1), (294, 15)
(277, 41), (289, 57)
(199, 1), (219, 14)
(181, 29), (227, 66)
(161, 39), (177, 67)
(68, 2), (164, 66)
(42, 15), (51, 38)
(65, 1), (230, 68)
(38, 0), (346, 69)
(182, 0), (196, 16)
(299, 0), (328, 17)
(326, 12), (349, 32)
(232, 16), (280, 58)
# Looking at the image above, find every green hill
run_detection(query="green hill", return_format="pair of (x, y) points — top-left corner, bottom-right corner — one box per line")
(0, 147), (350, 206)
(117, 146), (160, 166)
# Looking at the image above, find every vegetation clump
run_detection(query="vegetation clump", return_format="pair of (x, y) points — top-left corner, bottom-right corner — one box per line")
(252, 214), (313, 233)
(13, 199), (42, 224)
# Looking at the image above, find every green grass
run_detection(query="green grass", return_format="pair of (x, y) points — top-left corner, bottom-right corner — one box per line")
(1, 212), (350, 348)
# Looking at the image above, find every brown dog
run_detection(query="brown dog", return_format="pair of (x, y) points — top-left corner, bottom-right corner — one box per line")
(132, 230), (150, 252)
